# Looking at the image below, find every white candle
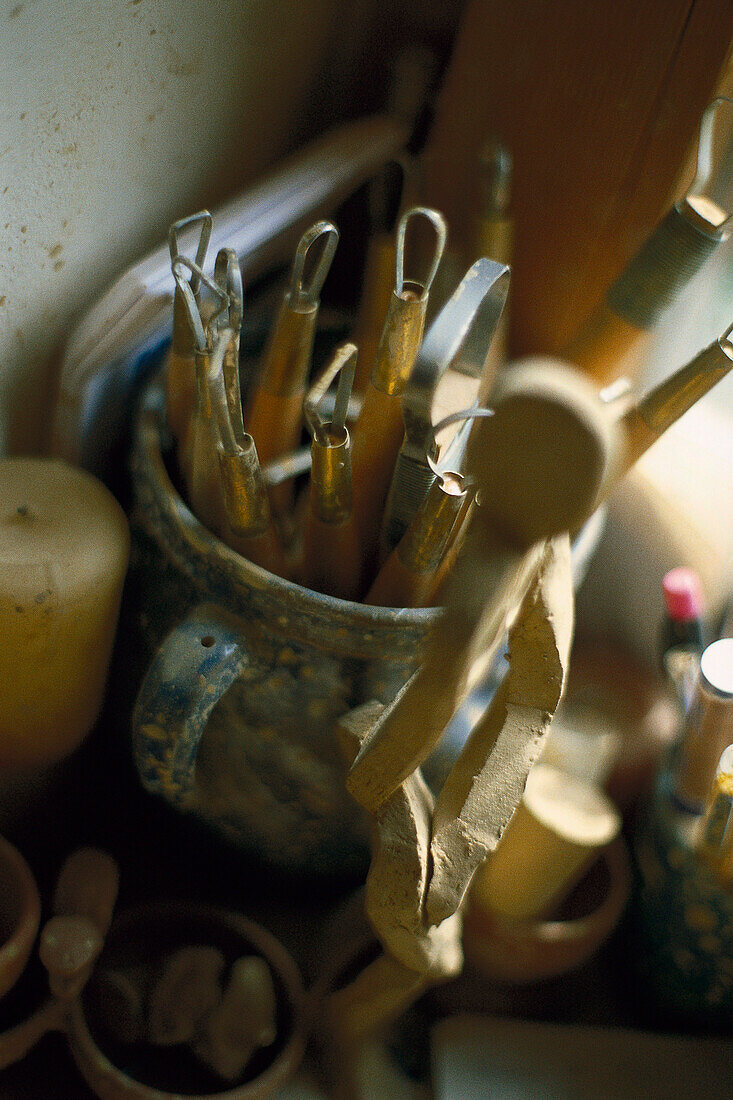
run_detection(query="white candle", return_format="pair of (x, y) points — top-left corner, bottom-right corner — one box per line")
(0, 459), (129, 768)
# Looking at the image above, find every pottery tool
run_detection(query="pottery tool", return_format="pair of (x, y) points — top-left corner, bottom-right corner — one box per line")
(185, 283), (287, 576)
(0, 848), (119, 1071)
(471, 139), (513, 374)
(695, 744), (733, 884)
(165, 211), (213, 443)
(349, 206), (446, 581)
(660, 567), (707, 710)
(171, 256), (231, 535)
(470, 764), (621, 922)
(348, 360), (618, 815)
(380, 257), (510, 554)
(51, 113), (408, 474)
(336, 703), (463, 979)
(615, 318), (733, 476)
(423, 0), (732, 357)
(472, 139), (513, 268)
(204, 252), (289, 575)
(300, 343), (361, 600)
(564, 97), (733, 387)
(212, 246), (245, 452)
(352, 160), (409, 393)
(246, 220), (339, 502)
(365, 467), (470, 608)
(0, 459), (129, 770)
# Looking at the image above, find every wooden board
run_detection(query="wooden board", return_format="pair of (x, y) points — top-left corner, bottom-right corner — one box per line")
(424, 0), (733, 354)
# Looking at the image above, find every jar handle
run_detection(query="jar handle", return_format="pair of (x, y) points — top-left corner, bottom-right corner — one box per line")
(132, 604), (249, 807)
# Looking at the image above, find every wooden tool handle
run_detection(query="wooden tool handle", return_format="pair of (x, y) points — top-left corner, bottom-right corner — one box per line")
(227, 523), (290, 579)
(53, 847), (119, 937)
(300, 512), (362, 601)
(165, 349), (197, 443)
(350, 384), (408, 579)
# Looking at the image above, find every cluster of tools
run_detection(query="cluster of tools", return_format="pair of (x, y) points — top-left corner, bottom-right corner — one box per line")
(164, 200), (509, 607)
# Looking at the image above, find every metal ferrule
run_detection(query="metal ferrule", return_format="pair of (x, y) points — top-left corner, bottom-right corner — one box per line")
(397, 473), (468, 574)
(259, 296), (319, 397)
(634, 333), (733, 438)
(381, 448), (440, 552)
(606, 205), (722, 330)
(223, 333), (245, 438)
(371, 281), (427, 395)
(310, 428), (353, 524)
(217, 433), (272, 537)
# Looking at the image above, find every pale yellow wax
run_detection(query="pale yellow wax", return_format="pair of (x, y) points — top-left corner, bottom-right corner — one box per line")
(473, 764), (621, 922)
(0, 459), (129, 768)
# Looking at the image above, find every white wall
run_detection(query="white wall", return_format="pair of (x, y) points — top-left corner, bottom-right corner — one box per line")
(0, 0), (352, 453)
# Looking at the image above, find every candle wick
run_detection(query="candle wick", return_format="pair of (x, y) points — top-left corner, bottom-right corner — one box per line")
(16, 505), (28, 517)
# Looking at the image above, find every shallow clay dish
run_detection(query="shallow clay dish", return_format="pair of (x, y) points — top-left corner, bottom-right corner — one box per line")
(70, 902), (306, 1100)
(462, 838), (631, 984)
(0, 834), (41, 1001)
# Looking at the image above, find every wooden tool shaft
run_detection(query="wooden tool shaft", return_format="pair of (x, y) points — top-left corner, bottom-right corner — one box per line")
(188, 412), (226, 537)
(352, 234), (397, 392)
(228, 523), (290, 578)
(615, 337), (733, 477)
(563, 302), (647, 388)
(165, 348), (197, 443)
(300, 512), (362, 601)
(248, 302), (317, 459)
(350, 384), (408, 577)
(365, 474), (468, 607)
(246, 387), (305, 517)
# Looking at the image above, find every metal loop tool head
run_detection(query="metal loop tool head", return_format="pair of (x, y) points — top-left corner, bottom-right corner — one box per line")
(168, 211), (213, 296)
(380, 258), (510, 551)
(401, 257), (510, 464)
(287, 220), (340, 311)
(395, 206), (447, 298)
(171, 256), (230, 352)
(718, 318), (733, 359)
(213, 247), (244, 338)
(431, 405), (494, 455)
(205, 324), (238, 449)
(683, 96), (733, 236)
(303, 343), (357, 446)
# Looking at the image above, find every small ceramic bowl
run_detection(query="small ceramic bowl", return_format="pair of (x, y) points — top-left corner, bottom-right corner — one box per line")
(462, 838), (631, 984)
(0, 834), (41, 1001)
(68, 903), (306, 1100)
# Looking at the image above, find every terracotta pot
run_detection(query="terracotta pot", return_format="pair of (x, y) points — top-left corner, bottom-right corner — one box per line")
(462, 838), (631, 983)
(0, 834), (40, 1000)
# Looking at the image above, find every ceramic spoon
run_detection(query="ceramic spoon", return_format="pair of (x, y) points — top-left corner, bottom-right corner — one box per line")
(0, 848), (119, 1070)
(347, 359), (619, 815)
